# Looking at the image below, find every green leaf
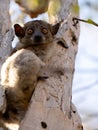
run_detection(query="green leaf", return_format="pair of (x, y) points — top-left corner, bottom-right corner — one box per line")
(87, 19), (98, 26)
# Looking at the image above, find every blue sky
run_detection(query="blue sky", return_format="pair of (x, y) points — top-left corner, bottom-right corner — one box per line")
(73, 0), (98, 129)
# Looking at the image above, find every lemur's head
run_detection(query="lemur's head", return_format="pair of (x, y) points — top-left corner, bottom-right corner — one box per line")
(14, 20), (60, 46)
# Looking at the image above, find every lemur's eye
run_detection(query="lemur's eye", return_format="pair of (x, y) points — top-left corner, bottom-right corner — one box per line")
(27, 29), (33, 35)
(41, 28), (48, 34)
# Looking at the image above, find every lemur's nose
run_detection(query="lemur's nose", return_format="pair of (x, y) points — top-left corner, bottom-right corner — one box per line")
(34, 35), (43, 43)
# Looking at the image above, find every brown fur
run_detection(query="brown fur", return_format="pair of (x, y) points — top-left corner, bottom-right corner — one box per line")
(1, 49), (44, 124)
(13, 20), (60, 61)
(0, 20), (60, 127)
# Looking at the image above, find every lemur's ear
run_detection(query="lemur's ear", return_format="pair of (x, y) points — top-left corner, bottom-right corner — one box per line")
(14, 24), (25, 38)
(51, 23), (60, 35)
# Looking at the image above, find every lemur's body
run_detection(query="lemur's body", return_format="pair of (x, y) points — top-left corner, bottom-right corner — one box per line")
(0, 20), (60, 127)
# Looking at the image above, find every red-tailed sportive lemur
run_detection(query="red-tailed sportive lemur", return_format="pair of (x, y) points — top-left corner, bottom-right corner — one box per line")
(0, 20), (61, 127)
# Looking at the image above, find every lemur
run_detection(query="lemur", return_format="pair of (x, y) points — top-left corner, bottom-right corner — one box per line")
(0, 20), (61, 128)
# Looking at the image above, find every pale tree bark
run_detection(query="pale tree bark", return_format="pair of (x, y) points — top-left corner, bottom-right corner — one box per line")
(19, 0), (83, 130)
(0, 0), (14, 117)
(0, 0), (14, 129)
(0, 0), (83, 130)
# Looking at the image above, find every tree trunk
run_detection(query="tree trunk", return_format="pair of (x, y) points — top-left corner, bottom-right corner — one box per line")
(0, 0), (14, 117)
(19, 0), (83, 130)
(0, 0), (83, 130)
(0, 0), (14, 129)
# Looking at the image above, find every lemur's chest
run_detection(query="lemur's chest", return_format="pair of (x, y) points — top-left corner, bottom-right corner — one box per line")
(27, 43), (54, 61)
